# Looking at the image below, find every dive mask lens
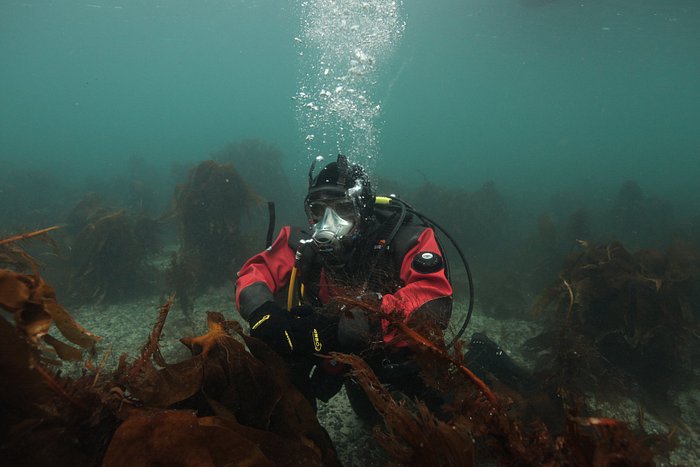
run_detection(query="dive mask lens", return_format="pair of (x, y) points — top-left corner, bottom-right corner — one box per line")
(331, 199), (356, 220)
(307, 200), (327, 222)
(306, 196), (357, 223)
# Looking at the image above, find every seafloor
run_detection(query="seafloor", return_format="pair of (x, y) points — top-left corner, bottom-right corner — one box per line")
(67, 285), (700, 466)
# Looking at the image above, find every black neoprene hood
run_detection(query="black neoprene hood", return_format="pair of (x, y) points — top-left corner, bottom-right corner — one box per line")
(306, 155), (375, 223)
(309, 156), (352, 193)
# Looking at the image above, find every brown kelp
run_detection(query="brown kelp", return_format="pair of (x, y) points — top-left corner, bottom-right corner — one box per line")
(1, 238), (340, 466)
(332, 292), (671, 466)
(333, 352), (477, 466)
(0, 228), (100, 358)
(63, 194), (162, 304)
(0, 225), (61, 275)
(527, 240), (700, 397)
(106, 305), (340, 466)
(1, 228), (106, 465)
(1, 226), (682, 465)
(213, 139), (295, 209)
(0, 226), (62, 247)
(167, 160), (265, 312)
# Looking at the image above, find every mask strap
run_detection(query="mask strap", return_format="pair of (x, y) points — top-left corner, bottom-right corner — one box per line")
(308, 155), (324, 189)
(336, 155), (348, 189)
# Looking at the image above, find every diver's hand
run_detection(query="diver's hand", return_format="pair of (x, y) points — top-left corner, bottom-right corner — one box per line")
(289, 306), (340, 354)
(337, 307), (371, 352)
(249, 302), (295, 355)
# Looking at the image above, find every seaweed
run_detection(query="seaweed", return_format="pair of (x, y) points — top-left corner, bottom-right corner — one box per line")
(333, 352), (476, 466)
(167, 160), (265, 312)
(125, 154), (162, 215)
(0, 226), (62, 247)
(0, 315), (117, 466)
(334, 329), (668, 466)
(1, 238), (341, 466)
(0, 229), (109, 465)
(0, 226), (61, 274)
(2, 223), (685, 465)
(110, 305), (341, 466)
(563, 207), (591, 247)
(164, 250), (199, 316)
(63, 194), (162, 304)
(527, 240), (700, 398)
(0, 227), (100, 358)
(330, 291), (674, 466)
(213, 139), (296, 214)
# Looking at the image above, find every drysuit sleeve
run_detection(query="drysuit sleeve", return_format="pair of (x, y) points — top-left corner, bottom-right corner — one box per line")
(380, 228), (453, 343)
(235, 226), (296, 321)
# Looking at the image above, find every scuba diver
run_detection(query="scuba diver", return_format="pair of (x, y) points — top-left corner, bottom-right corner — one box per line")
(235, 154), (454, 413)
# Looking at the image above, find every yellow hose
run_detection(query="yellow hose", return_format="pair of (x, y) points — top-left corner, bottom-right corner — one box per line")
(287, 266), (298, 311)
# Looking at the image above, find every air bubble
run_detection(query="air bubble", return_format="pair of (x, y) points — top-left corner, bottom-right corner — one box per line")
(295, 0), (404, 168)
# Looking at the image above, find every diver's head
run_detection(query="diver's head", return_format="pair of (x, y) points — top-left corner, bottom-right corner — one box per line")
(305, 155), (374, 255)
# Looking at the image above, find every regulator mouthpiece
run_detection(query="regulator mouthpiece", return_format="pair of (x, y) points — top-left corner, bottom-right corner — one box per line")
(312, 207), (354, 254)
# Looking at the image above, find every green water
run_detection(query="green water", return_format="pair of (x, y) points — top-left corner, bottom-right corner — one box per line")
(1, 1), (298, 179)
(2, 0), (698, 208)
(379, 0), (700, 201)
(2, 2), (700, 464)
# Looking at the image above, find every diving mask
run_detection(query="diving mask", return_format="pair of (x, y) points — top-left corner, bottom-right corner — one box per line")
(310, 205), (356, 254)
(306, 196), (357, 223)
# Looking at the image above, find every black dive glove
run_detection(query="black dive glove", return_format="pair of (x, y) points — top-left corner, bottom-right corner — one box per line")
(289, 305), (340, 355)
(249, 301), (295, 355)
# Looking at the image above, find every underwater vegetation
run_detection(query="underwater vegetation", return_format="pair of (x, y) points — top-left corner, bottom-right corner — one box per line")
(332, 294), (672, 466)
(61, 193), (162, 305)
(2, 150), (698, 464)
(213, 140), (292, 197)
(167, 160), (265, 313)
(610, 181), (674, 250)
(439, 179), (687, 322)
(123, 154), (165, 216)
(0, 230), (674, 466)
(0, 139), (290, 310)
(0, 232), (340, 466)
(527, 240), (700, 399)
(1, 229), (104, 463)
(213, 139), (300, 225)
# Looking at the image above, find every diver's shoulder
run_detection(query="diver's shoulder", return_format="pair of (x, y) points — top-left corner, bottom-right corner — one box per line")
(391, 223), (432, 258)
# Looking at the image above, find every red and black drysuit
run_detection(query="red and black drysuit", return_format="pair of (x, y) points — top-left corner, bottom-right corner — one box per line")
(235, 220), (453, 406)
